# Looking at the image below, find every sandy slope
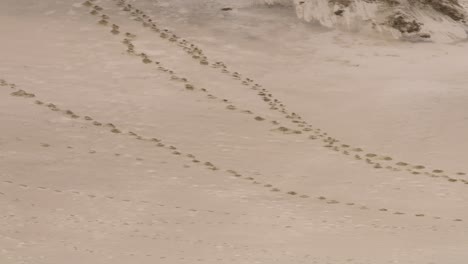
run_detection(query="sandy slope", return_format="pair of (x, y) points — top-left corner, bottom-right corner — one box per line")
(1, 0), (468, 263)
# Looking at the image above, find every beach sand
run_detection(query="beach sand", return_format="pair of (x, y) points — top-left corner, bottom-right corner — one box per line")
(1, 0), (468, 263)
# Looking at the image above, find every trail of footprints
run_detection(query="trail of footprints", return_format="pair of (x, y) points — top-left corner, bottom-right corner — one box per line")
(1, 170), (295, 261)
(1, 3), (464, 262)
(1, 208), (266, 263)
(88, 4), (272, 123)
(0, 184), (285, 229)
(2, 78), (464, 223)
(0, 155), (406, 263)
(0, 173), (452, 234)
(0, 189), (445, 263)
(85, 0), (468, 185)
(1, 175), (235, 219)
(2, 177), (317, 263)
(0, 141), (438, 233)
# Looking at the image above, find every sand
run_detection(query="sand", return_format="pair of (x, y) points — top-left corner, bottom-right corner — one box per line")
(1, 0), (468, 263)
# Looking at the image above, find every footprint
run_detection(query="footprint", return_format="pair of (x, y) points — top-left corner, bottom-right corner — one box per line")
(83, 1), (93, 7)
(11, 90), (35, 98)
(98, 19), (108, 25)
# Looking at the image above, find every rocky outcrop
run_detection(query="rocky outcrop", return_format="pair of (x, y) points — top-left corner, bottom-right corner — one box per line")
(259, 0), (468, 42)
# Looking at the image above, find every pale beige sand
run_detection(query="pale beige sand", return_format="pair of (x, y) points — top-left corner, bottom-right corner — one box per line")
(1, 0), (468, 263)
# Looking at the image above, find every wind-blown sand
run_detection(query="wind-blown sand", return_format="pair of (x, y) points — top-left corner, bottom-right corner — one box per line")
(1, 0), (468, 263)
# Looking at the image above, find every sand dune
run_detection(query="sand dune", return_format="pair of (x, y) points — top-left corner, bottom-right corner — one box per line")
(1, 0), (468, 263)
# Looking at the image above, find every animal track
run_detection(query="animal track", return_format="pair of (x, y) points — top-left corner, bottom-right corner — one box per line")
(3, 78), (458, 223)
(85, 4), (439, 189)
(103, 0), (468, 185)
(11, 89), (35, 98)
(1, 196), (275, 262)
(0, 176), (236, 218)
